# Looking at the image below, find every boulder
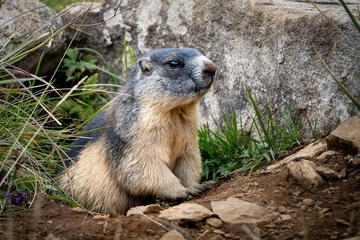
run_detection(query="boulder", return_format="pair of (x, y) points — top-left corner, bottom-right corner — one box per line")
(0, 0), (66, 76)
(58, 0), (360, 136)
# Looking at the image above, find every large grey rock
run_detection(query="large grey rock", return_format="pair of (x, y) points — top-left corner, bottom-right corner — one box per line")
(62, 0), (360, 135)
(0, 0), (65, 75)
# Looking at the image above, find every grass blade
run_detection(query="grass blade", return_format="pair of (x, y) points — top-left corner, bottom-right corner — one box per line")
(313, 47), (360, 111)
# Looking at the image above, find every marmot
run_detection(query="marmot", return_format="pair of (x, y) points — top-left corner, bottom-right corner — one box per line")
(60, 48), (216, 214)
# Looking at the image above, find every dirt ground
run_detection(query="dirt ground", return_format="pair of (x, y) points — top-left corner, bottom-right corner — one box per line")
(1, 140), (359, 240)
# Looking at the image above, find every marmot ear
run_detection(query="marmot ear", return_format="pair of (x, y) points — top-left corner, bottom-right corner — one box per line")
(138, 57), (153, 76)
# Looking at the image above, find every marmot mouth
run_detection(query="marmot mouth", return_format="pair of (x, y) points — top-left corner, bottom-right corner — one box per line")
(195, 83), (212, 94)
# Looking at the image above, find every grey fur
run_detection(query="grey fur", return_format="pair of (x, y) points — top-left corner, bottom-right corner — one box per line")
(61, 48), (216, 214)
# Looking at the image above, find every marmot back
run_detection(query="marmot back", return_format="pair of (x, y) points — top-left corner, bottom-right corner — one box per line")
(60, 48), (216, 214)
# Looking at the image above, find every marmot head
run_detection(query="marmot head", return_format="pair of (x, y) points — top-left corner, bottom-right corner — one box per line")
(128, 48), (216, 108)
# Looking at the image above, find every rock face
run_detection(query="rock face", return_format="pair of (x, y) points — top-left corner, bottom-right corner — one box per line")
(59, 0), (360, 135)
(0, 0), (65, 76)
(3, 0), (359, 135)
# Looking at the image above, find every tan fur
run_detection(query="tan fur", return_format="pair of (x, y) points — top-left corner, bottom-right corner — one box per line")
(126, 101), (202, 196)
(60, 48), (216, 214)
(60, 138), (139, 213)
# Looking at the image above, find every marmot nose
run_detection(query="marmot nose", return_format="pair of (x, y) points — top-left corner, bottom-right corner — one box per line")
(202, 60), (216, 85)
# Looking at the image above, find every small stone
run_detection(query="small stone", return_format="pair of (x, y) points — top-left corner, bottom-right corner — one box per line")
(93, 214), (109, 220)
(302, 198), (315, 207)
(127, 204), (163, 216)
(298, 230), (308, 237)
(280, 214), (292, 221)
(320, 208), (331, 214)
(225, 233), (233, 238)
(213, 229), (226, 235)
(316, 150), (337, 162)
(206, 217), (223, 228)
(316, 166), (339, 179)
(45, 233), (60, 240)
(158, 203), (214, 222)
(160, 230), (185, 240)
(211, 198), (280, 224)
(335, 218), (351, 226)
(265, 224), (276, 228)
(287, 160), (324, 188)
(54, 224), (64, 233)
(143, 204), (163, 214)
(292, 190), (303, 196)
(277, 205), (287, 214)
(337, 168), (347, 179)
(267, 141), (327, 171)
(353, 155), (360, 165)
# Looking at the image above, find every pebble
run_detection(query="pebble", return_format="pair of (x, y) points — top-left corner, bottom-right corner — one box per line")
(302, 198), (315, 207)
(280, 214), (292, 221)
(298, 230), (308, 237)
(213, 229), (226, 235)
(206, 217), (223, 228)
(278, 205), (287, 214)
(45, 233), (60, 240)
(160, 230), (185, 240)
(93, 214), (109, 220)
(265, 224), (276, 228)
(54, 224), (64, 233)
(320, 208), (330, 214)
(335, 218), (351, 226)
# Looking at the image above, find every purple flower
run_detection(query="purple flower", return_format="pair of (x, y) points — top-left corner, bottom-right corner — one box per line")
(5, 191), (28, 206)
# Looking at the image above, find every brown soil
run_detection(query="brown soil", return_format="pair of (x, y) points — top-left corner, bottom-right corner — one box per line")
(1, 142), (360, 239)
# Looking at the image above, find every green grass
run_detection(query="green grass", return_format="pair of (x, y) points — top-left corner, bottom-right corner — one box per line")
(0, 4), (136, 212)
(40, 0), (101, 12)
(199, 89), (301, 181)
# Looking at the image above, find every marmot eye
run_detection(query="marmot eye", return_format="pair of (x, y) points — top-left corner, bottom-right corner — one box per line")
(167, 60), (183, 68)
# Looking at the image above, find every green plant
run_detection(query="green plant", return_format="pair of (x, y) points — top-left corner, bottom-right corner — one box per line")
(199, 90), (301, 181)
(62, 48), (98, 84)
(0, 3), (112, 213)
(307, 116), (319, 139)
(59, 73), (109, 122)
(120, 30), (135, 77)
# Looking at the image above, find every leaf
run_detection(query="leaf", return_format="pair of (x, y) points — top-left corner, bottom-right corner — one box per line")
(66, 48), (79, 61)
(82, 55), (97, 69)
